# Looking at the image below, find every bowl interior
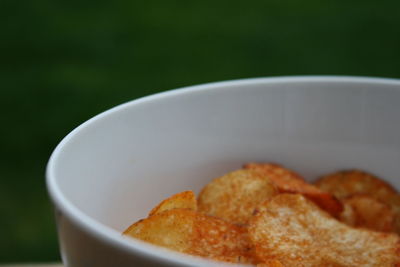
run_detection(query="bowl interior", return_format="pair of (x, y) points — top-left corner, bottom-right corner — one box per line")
(48, 76), (400, 259)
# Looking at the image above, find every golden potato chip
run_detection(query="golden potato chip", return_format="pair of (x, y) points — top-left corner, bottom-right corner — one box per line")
(315, 169), (400, 233)
(315, 169), (397, 200)
(340, 194), (396, 232)
(244, 162), (305, 182)
(190, 211), (256, 264)
(256, 260), (284, 267)
(248, 194), (400, 267)
(197, 169), (278, 225)
(244, 163), (343, 217)
(123, 209), (256, 264)
(148, 190), (197, 216)
(123, 208), (193, 253)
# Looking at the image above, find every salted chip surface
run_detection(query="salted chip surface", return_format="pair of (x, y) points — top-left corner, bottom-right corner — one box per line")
(256, 260), (284, 267)
(190, 211), (256, 264)
(148, 190), (197, 216)
(244, 163), (305, 182)
(123, 208), (194, 253)
(315, 169), (397, 199)
(340, 194), (396, 232)
(123, 209), (256, 264)
(315, 169), (400, 233)
(248, 194), (400, 267)
(244, 163), (343, 217)
(197, 169), (278, 225)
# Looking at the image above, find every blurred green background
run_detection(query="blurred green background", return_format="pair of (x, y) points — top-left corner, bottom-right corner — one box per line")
(1, 0), (400, 263)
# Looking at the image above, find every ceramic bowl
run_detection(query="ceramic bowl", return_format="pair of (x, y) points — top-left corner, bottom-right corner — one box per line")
(47, 76), (400, 266)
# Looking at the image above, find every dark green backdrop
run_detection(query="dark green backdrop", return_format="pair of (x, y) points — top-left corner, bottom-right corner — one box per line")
(1, 0), (400, 263)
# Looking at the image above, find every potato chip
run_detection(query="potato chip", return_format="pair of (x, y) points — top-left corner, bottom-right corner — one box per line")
(148, 190), (197, 216)
(315, 170), (400, 233)
(244, 163), (343, 217)
(124, 209), (256, 264)
(123, 208), (194, 253)
(190, 210), (256, 264)
(314, 169), (397, 200)
(248, 194), (400, 267)
(244, 162), (305, 182)
(256, 260), (284, 267)
(340, 194), (396, 232)
(197, 169), (278, 225)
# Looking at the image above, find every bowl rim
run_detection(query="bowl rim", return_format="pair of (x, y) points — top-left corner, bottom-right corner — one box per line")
(46, 75), (400, 266)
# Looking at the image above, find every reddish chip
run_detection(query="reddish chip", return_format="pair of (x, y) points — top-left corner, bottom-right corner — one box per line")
(315, 169), (400, 233)
(256, 260), (285, 267)
(190, 211), (256, 264)
(148, 190), (197, 216)
(314, 169), (398, 200)
(123, 208), (194, 253)
(244, 163), (343, 217)
(198, 169), (278, 225)
(248, 194), (400, 267)
(123, 209), (257, 264)
(340, 194), (396, 232)
(124, 166), (400, 265)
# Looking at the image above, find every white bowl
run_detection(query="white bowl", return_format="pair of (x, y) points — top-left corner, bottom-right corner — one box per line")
(46, 76), (400, 267)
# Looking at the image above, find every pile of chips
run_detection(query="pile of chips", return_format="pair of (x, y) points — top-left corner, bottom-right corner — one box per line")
(123, 163), (400, 266)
